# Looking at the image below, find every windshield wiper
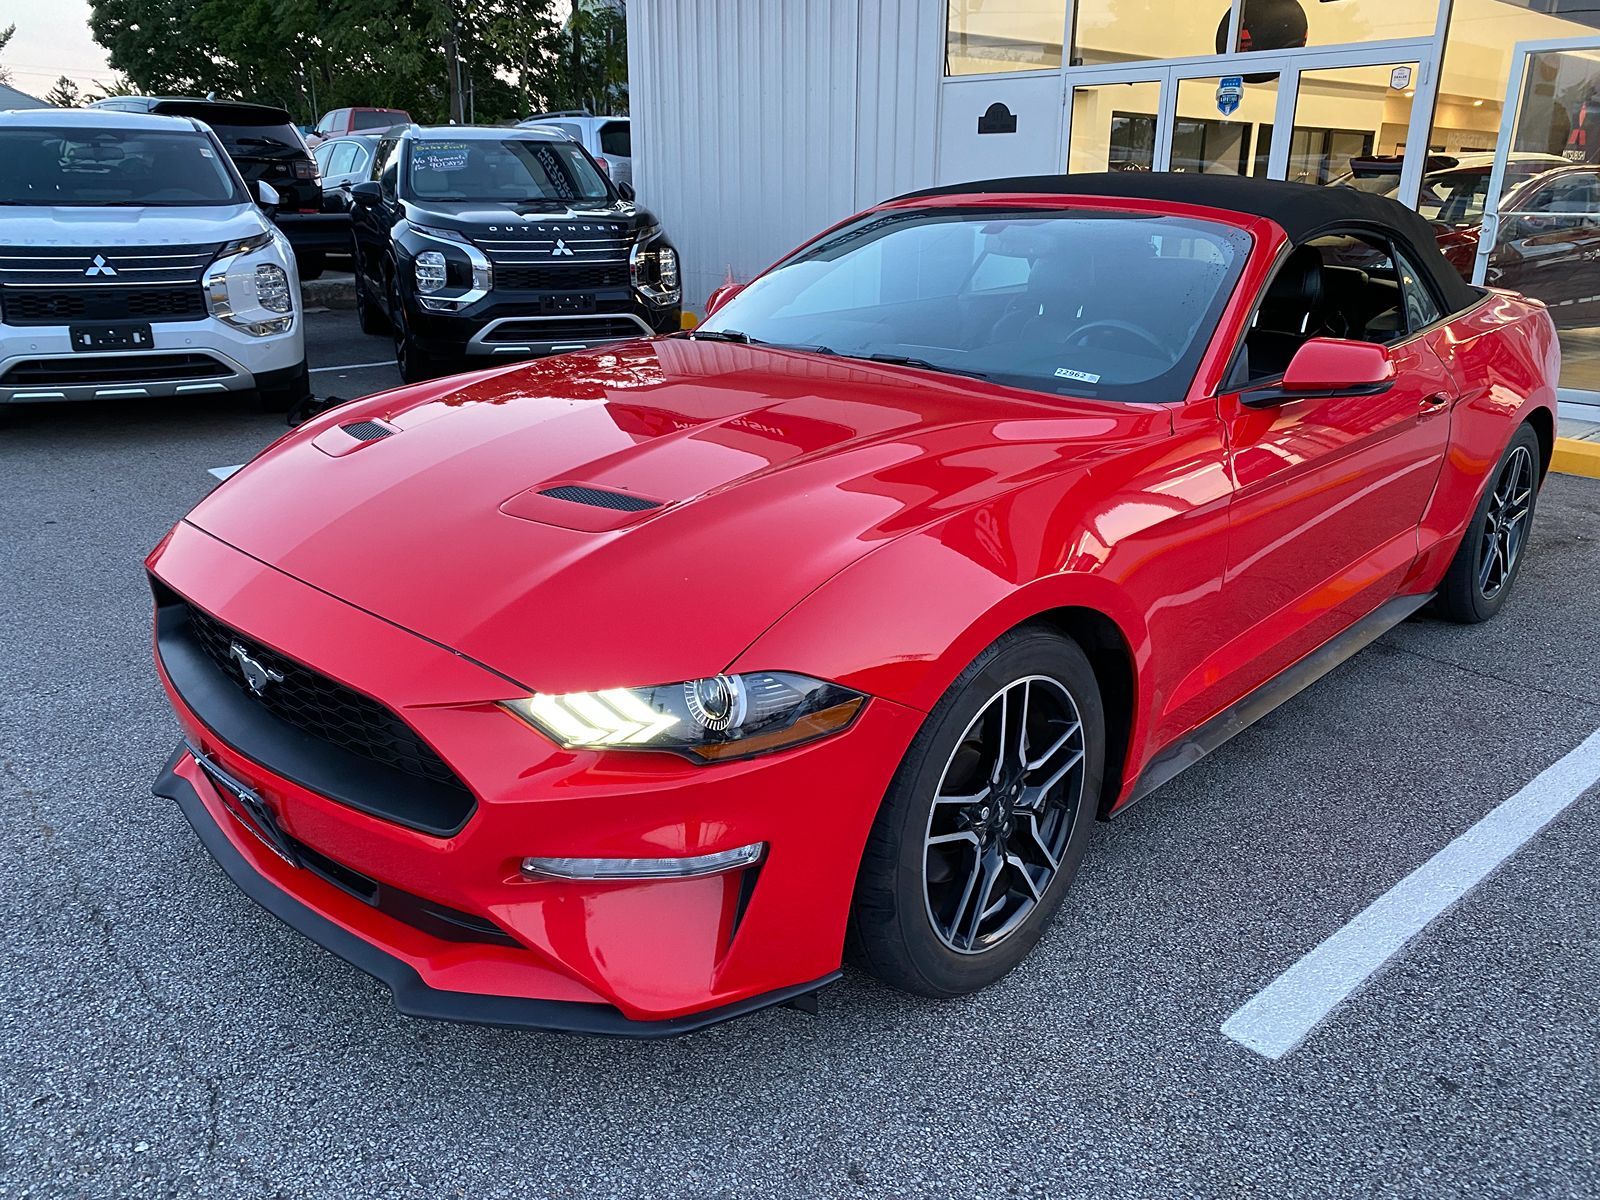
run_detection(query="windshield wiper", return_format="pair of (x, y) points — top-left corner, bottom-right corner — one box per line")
(856, 352), (992, 380)
(689, 329), (763, 345)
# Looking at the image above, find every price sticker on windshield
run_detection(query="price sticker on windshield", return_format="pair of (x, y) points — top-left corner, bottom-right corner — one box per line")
(414, 143), (470, 172)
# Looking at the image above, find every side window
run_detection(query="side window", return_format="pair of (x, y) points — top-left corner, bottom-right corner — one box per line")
(598, 121), (631, 158)
(330, 142), (360, 177)
(351, 145), (372, 178)
(1521, 172), (1600, 214)
(312, 142), (335, 172)
(1394, 248), (1444, 331)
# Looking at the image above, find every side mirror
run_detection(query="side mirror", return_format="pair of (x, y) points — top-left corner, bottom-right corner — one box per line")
(350, 180), (382, 207)
(616, 181), (636, 202)
(1242, 338), (1396, 407)
(255, 180), (280, 210)
(704, 282), (744, 316)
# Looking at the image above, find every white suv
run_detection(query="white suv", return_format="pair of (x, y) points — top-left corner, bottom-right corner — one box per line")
(517, 112), (632, 190)
(0, 109), (309, 410)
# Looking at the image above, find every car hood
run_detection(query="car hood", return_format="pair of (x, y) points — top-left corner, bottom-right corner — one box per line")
(184, 341), (1163, 692)
(402, 198), (653, 240)
(0, 203), (265, 247)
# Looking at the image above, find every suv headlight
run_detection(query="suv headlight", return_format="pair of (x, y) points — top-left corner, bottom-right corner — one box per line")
(408, 224), (492, 312)
(204, 232), (294, 336)
(503, 672), (866, 762)
(630, 225), (681, 307)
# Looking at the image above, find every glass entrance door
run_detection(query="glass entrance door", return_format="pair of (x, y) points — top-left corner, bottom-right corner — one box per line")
(1065, 44), (1438, 191)
(1478, 41), (1600, 407)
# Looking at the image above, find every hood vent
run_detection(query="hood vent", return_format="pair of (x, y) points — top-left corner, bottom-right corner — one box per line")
(537, 484), (660, 513)
(340, 420), (395, 443)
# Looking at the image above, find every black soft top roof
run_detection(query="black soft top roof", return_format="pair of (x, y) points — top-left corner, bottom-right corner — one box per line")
(896, 172), (1480, 313)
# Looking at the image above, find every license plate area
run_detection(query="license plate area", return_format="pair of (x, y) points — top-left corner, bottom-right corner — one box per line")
(71, 323), (154, 352)
(540, 293), (596, 315)
(187, 741), (301, 868)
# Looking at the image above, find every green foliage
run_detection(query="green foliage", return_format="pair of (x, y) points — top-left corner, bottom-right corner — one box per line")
(44, 75), (84, 108)
(86, 0), (628, 126)
(0, 23), (15, 87)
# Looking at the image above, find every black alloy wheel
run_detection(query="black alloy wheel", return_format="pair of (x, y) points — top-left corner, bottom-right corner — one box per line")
(849, 626), (1103, 997)
(1436, 422), (1543, 623)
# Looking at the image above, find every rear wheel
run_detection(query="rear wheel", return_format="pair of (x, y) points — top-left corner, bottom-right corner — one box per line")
(848, 626), (1103, 997)
(355, 268), (389, 335)
(1436, 423), (1542, 623)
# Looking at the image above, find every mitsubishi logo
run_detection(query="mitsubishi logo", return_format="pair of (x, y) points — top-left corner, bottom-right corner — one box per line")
(229, 641), (284, 697)
(84, 254), (118, 277)
(551, 239), (575, 257)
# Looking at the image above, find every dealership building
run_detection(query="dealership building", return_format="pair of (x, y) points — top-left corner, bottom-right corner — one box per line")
(628, 0), (1600, 413)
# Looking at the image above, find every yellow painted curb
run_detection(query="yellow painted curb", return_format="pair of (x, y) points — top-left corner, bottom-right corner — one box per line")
(1552, 436), (1600, 479)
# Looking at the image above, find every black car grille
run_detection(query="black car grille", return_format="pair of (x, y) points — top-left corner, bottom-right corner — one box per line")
(1, 354), (232, 388)
(182, 603), (469, 796)
(496, 263), (629, 291)
(483, 316), (647, 343)
(1, 284), (208, 325)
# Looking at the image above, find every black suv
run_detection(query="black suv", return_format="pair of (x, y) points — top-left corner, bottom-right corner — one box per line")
(348, 125), (681, 382)
(87, 97), (346, 278)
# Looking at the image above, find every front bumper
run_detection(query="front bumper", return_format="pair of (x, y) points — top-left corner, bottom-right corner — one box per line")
(1, 316), (304, 404)
(147, 521), (921, 1032)
(405, 290), (681, 360)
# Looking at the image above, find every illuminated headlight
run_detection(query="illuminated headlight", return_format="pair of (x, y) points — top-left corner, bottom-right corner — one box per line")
(205, 259), (294, 336)
(503, 671), (866, 762)
(520, 843), (765, 881)
(659, 246), (679, 292)
(630, 227), (681, 306)
(213, 231), (275, 259)
(415, 250), (447, 294)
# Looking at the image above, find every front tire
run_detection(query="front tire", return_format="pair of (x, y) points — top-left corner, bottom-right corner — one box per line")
(389, 277), (449, 384)
(1435, 423), (1542, 623)
(848, 626), (1103, 997)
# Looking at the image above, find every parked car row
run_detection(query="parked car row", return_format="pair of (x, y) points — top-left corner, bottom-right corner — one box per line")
(0, 105), (678, 410)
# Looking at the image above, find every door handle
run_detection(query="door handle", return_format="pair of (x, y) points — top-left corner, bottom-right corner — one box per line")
(1420, 391), (1454, 411)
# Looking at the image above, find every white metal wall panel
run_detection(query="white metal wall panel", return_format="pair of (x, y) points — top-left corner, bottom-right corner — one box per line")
(853, 0), (945, 209)
(628, 0), (867, 311)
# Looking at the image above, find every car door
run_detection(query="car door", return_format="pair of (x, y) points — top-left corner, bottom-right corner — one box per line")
(1211, 233), (1457, 703)
(351, 136), (399, 286)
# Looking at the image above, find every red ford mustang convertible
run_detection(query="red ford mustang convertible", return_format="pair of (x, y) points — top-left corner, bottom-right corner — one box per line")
(149, 174), (1557, 1035)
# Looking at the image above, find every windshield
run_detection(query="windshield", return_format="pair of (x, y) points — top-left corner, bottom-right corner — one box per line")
(206, 121), (305, 158)
(0, 127), (244, 207)
(405, 138), (612, 204)
(700, 208), (1250, 402)
(353, 110), (404, 131)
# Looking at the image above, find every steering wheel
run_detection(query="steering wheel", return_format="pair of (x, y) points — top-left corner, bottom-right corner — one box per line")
(1064, 319), (1170, 360)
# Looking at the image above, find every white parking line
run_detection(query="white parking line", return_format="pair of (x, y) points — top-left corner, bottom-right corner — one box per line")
(309, 360), (394, 374)
(1222, 727), (1600, 1060)
(207, 465), (243, 481)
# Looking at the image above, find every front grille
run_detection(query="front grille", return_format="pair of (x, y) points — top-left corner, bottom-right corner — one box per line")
(182, 602), (470, 797)
(0, 242), (221, 287)
(539, 484), (659, 512)
(483, 316), (646, 344)
(1, 353), (231, 388)
(1, 285), (207, 325)
(496, 263), (629, 291)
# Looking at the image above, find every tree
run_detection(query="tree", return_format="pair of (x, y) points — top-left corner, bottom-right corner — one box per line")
(89, 74), (142, 101)
(45, 75), (83, 108)
(0, 23), (15, 87)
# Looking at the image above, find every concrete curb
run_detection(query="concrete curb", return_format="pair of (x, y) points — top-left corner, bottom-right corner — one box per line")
(1552, 436), (1600, 480)
(302, 275), (357, 311)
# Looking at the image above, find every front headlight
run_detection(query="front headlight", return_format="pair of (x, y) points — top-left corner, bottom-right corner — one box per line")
(630, 225), (681, 306)
(415, 250), (447, 294)
(503, 671), (866, 762)
(409, 224), (492, 312)
(213, 231), (275, 260)
(205, 256), (294, 336)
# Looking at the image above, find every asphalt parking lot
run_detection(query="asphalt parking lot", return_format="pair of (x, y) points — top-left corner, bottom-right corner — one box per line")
(2, 306), (1597, 1199)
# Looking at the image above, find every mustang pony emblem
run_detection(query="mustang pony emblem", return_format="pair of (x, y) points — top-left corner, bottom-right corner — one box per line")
(229, 641), (284, 696)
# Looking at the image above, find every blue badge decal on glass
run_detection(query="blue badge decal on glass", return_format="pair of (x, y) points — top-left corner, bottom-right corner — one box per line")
(1217, 76), (1244, 118)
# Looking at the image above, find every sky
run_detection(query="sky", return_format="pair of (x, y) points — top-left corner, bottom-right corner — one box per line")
(3, 0), (114, 99)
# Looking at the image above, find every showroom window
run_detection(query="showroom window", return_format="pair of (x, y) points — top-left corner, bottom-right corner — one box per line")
(946, 0), (1065, 75)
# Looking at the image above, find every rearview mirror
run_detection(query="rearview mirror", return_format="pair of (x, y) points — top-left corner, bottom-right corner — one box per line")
(349, 180), (381, 207)
(1242, 338), (1396, 407)
(704, 281), (745, 316)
